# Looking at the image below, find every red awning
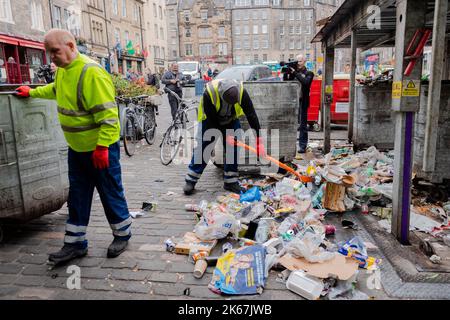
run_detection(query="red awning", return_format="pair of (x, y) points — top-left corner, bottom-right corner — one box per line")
(0, 34), (45, 50)
(0, 35), (19, 45)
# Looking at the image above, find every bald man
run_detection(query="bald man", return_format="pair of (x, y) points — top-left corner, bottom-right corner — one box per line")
(161, 63), (184, 120)
(15, 29), (132, 265)
(283, 54), (314, 154)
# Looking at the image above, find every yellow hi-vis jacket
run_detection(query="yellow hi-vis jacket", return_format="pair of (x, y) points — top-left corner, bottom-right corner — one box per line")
(197, 79), (245, 122)
(29, 54), (119, 152)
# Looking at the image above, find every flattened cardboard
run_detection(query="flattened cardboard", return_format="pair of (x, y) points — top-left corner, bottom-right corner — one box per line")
(175, 232), (217, 255)
(278, 253), (359, 280)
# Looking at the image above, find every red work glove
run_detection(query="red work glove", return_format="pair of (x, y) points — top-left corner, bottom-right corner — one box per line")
(15, 86), (31, 97)
(92, 145), (109, 169)
(256, 137), (266, 157)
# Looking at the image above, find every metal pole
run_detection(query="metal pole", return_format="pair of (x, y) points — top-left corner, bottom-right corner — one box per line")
(48, 0), (54, 28)
(422, 0), (448, 173)
(102, 0), (111, 72)
(348, 30), (357, 143)
(138, 5), (146, 68)
(391, 0), (427, 245)
(323, 45), (334, 154)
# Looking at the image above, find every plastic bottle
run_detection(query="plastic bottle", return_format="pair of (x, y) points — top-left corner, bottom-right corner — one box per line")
(198, 200), (208, 213)
(255, 219), (270, 243)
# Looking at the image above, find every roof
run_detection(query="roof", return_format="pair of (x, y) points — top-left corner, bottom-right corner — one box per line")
(312, 0), (450, 49)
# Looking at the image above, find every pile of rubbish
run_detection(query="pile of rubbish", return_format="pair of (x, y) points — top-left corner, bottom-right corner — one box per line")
(164, 145), (450, 299)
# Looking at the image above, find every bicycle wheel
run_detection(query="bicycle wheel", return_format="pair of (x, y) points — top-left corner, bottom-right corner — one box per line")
(160, 122), (183, 165)
(123, 116), (137, 156)
(144, 107), (156, 145)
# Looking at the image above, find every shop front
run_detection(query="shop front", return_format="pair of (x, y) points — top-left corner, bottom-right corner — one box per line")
(0, 34), (47, 84)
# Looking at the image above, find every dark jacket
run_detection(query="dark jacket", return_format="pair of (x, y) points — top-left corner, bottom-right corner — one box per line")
(284, 66), (314, 108)
(146, 73), (160, 88)
(161, 70), (183, 94)
(202, 88), (261, 136)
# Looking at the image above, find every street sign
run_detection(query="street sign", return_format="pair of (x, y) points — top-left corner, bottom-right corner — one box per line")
(392, 81), (402, 99)
(402, 80), (420, 97)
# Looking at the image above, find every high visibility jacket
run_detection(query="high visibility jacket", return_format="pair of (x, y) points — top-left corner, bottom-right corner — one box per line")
(197, 79), (245, 122)
(29, 54), (119, 152)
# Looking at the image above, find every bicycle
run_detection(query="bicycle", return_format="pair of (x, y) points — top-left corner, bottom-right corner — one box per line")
(116, 95), (156, 157)
(160, 87), (198, 165)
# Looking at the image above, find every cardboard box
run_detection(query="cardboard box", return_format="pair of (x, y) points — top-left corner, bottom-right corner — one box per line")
(175, 232), (217, 255)
(279, 253), (359, 281)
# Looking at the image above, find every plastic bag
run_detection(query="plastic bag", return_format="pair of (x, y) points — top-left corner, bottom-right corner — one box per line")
(284, 233), (335, 263)
(194, 207), (241, 240)
(240, 187), (261, 203)
(338, 236), (381, 270)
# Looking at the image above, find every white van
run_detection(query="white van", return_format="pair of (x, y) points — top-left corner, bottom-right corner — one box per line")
(177, 61), (201, 85)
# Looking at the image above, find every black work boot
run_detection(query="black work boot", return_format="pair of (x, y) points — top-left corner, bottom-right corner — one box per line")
(107, 238), (128, 258)
(183, 182), (196, 195)
(48, 245), (88, 265)
(224, 183), (245, 194)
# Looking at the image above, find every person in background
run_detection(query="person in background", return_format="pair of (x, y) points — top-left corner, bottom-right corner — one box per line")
(145, 68), (160, 89)
(207, 64), (213, 78)
(15, 29), (131, 265)
(161, 63), (184, 120)
(283, 54), (314, 154)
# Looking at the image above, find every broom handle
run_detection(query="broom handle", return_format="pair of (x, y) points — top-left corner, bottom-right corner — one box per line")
(232, 139), (310, 182)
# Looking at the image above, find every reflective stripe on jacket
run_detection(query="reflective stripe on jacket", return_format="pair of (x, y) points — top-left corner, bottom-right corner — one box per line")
(197, 79), (245, 122)
(29, 54), (119, 152)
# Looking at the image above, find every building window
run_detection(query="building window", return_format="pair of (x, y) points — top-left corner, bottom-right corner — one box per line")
(135, 33), (141, 46)
(201, 10), (207, 21)
(245, 55), (251, 64)
(235, 55), (241, 64)
(296, 25), (301, 34)
(234, 26), (240, 35)
(297, 40), (302, 50)
(306, 10), (313, 20)
(161, 47), (165, 59)
(160, 27), (164, 40)
(153, 3), (157, 17)
(114, 28), (120, 44)
(185, 44), (193, 56)
(122, 0), (126, 17)
(243, 11), (249, 20)
(262, 37), (269, 49)
(133, 3), (139, 21)
(253, 39), (259, 49)
(124, 30), (129, 46)
(289, 10), (295, 20)
(159, 6), (163, 19)
(184, 11), (190, 22)
(30, 1), (44, 31)
(305, 25), (311, 34)
(273, 0), (280, 6)
(280, 26), (284, 35)
(199, 27), (212, 38)
(243, 25), (249, 34)
(254, 54), (259, 63)
(263, 54), (268, 61)
(53, 6), (62, 28)
(296, 10), (301, 20)
(243, 37), (250, 49)
(306, 38), (311, 49)
(304, 0), (311, 6)
(218, 26), (225, 38)
(185, 28), (191, 37)
(252, 11), (258, 20)
(289, 25), (294, 35)
(253, 25), (258, 34)
(235, 40), (241, 50)
(218, 43), (227, 56)
(279, 11), (284, 20)
(262, 25), (268, 34)
(235, 10), (240, 20)
(154, 24), (158, 39)
(289, 0), (294, 6)
(199, 43), (213, 56)
(113, 0), (118, 15)
(280, 41), (285, 50)
(289, 39), (295, 50)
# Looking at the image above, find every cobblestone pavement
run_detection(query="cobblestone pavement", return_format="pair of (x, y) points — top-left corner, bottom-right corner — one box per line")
(0, 88), (446, 300)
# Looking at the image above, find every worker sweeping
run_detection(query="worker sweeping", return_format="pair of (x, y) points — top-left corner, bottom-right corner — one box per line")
(183, 79), (265, 195)
(15, 29), (131, 265)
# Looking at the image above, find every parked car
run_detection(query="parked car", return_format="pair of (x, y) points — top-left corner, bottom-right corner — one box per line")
(215, 65), (273, 82)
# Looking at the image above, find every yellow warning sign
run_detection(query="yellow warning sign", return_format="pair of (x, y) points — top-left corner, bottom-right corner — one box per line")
(402, 80), (420, 97)
(392, 81), (402, 99)
(325, 85), (333, 94)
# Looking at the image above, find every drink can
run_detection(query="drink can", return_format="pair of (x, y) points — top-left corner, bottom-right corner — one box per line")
(222, 242), (233, 253)
(325, 225), (336, 235)
(361, 203), (369, 215)
(165, 239), (175, 252)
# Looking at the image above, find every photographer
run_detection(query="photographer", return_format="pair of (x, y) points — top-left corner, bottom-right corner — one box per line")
(282, 55), (314, 154)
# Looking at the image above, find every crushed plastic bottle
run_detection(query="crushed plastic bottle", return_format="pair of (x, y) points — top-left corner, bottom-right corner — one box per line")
(255, 219), (271, 243)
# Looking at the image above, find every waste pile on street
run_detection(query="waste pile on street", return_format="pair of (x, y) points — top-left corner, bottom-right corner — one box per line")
(164, 146), (450, 300)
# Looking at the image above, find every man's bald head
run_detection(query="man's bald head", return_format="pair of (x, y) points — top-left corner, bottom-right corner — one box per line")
(44, 29), (78, 68)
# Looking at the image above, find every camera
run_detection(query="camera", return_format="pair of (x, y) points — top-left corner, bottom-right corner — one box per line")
(36, 64), (54, 83)
(280, 60), (299, 74)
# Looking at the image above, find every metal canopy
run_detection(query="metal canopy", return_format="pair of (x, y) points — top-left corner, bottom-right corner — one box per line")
(312, 0), (450, 49)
